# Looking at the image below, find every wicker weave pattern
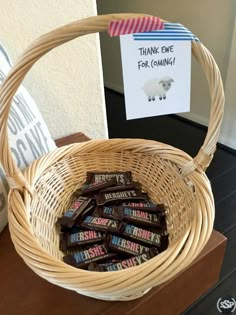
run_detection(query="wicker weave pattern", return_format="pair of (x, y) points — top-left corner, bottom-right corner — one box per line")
(0, 14), (224, 300)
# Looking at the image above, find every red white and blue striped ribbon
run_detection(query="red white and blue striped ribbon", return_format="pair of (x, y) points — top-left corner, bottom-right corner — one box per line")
(109, 18), (199, 42)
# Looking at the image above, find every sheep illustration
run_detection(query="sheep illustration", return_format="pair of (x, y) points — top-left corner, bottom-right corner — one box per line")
(143, 76), (174, 101)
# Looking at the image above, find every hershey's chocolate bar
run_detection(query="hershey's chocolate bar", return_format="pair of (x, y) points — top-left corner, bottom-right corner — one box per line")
(77, 179), (117, 196)
(63, 244), (116, 268)
(106, 234), (150, 256)
(121, 201), (166, 212)
(60, 230), (104, 251)
(88, 249), (159, 271)
(96, 190), (147, 206)
(86, 171), (132, 185)
(81, 216), (124, 233)
(122, 224), (168, 248)
(122, 207), (165, 228)
(94, 206), (165, 228)
(57, 197), (92, 228)
(93, 206), (121, 220)
(99, 183), (139, 193)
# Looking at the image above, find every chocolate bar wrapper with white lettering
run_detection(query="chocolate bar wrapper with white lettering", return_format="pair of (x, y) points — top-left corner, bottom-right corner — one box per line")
(121, 201), (166, 213)
(96, 189), (147, 206)
(57, 197), (92, 228)
(76, 179), (117, 196)
(73, 202), (96, 226)
(122, 224), (168, 249)
(87, 259), (122, 271)
(93, 206), (121, 220)
(106, 234), (150, 256)
(89, 249), (159, 271)
(121, 207), (166, 228)
(81, 216), (124, 233)
(63, 244), (116, 269)
(99, 181), (141, 193)
(85, 171), (132, 185)
(60, 230), (104, 251)
(93, 206), (166, 229)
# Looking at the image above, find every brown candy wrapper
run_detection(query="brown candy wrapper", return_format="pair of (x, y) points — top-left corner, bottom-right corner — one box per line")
(94, 206), (165, 228)
(88, 249), (159, 271)
(121, 207), (165, 228)
(87, 259), (121, 271)
(60, 230), (104, 251)
(121, 202), (166, 213)
(122, 224), (168, 249)
(81, 216), (124, 233)
(86, 171), (132, 185)
(99, 181), (141, 193)
(106, 234), (150, 256)
(77, 179), (117, 196)
(57, 197), (92, 228)
(92, 206), (120, 220)
(63, 244), (116, 268)
(96, 189), (147, 206)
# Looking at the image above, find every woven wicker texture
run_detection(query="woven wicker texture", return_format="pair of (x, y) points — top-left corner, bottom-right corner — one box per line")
(0, 14), (224, 301)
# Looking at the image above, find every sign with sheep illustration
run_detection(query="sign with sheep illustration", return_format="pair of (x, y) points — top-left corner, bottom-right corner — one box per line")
(120, 34), (191, 120)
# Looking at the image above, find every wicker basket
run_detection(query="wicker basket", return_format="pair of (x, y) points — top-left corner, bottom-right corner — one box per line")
(0, 14), (224, 301)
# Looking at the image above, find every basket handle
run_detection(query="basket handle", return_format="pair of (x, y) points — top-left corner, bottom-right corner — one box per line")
(0, 14), (225, 191)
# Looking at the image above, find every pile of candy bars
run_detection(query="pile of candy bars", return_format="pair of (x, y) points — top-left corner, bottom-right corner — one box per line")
(57, 171), (168, 272)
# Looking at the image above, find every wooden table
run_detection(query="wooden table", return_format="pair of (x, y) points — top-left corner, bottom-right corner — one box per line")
(0, 133), (227, 315)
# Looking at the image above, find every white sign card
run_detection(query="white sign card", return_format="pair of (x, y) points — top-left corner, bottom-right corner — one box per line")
(120, 34), (191, 120)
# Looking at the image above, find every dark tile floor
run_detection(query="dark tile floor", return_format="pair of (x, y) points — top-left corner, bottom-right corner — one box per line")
(105, 88), (236, 315)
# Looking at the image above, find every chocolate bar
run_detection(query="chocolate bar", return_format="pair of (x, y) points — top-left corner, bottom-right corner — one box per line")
(94, 206), (165, 228)
(86, 171), (132, 185)
(57, 197), (92, 228)
(99, 183), (139, 193)
(106, 234), (150, 256)
(87, 259), (121, 271)
(121, 202), (166, 213)
(93, 206), (120, 220)
(60, 225), (81, 234)
(99, 181), (141, 193)
(122, 224), (168, 248)
(102, 206), (116, 219)
(60, 230), (104, 251)
(96, 190), (147, 206)
(81, 216), (124, 233)
(89, 249), (159, 271)
(78, 179), (117, 196)
(63, 244), (116, 268)
(78, 202), (95, 219)
(121, 207), (165, 228)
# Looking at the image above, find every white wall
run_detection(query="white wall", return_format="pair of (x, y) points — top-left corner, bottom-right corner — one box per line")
(0, 0), (108, 140)
(220, 16), (236, 149)
(97, 0), (235, 147)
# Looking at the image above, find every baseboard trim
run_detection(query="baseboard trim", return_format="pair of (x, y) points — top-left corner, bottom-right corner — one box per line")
(177, 112), (208, 127)
(218, 135), (236, 153)
(105, 81), (124, 94)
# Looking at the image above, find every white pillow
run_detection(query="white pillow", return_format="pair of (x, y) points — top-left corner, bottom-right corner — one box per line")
(0, 43), (57, 232)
